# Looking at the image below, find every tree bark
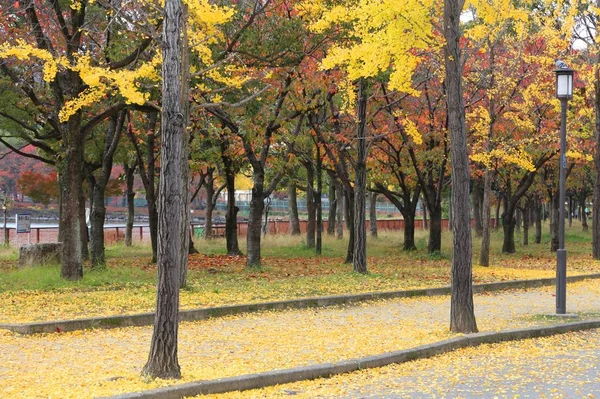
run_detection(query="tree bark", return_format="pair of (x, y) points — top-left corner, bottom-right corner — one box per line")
(90, 111), (125, 268)
(422, 197), (428, 229)
(580, 193), (588, 232)
(143, 0), (187, 379)
(428, 205), (442, 253)
(336, 181), (344, 239)
(353, 78), (368, 274)
(305, 161), (316, 248)
(246, 172), (265, 268)
(316, 145), (323, 255)
(287, 182), (301, 235)
(60, 109), (84, 280)
(124, 161), (136, 247)
(79, 180), (89, 261)
(479, 168), (492, 266)
(515, 208), (521, 234)
(205, 171), (215, 240)
(327, 174), (337, 236)
(223, 155), (242, 256)
(535, 196), (542, 244)
(522, 205), (529, 246)
(551, 191), (559, 252)
(369, 192), (378, 238)
(345, 189), (355, 264)
(494, 194), (501, 230)
(472, 179), (483, 237)
(445, 0), (477, 333)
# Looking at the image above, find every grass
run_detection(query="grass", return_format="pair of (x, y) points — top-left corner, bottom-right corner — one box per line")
(0, 221), (599, 323)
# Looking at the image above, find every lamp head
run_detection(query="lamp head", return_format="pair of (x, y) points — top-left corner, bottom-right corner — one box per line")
(555, 68), (574, 99)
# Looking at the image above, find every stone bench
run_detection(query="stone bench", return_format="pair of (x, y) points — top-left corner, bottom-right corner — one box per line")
(18, 243), (62, 267)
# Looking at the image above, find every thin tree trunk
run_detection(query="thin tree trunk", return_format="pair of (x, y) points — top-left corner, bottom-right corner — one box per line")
(246, 173), (264, 268)
(345, 189), (354, 264)
(479, 168), (492, 266)
(515, 208), (521, 234)
(551, 191), (559, 252)
(327, 174), (337, 236)
(428, 205), (442, 253)
(287, 182), (301, 235)
(369, 192), (378, 238)
(535, 196), (542, 244)
(581, 194), (589, 232)
(316, 146), (323, 255)
(522, 206), (529, 246)
(143, 0), (186, 379)
(422, 197), (428, 229)
(353, 79), (368, 274)
(336, 181), (344, 239)
(125, 162), (136, 247)
(79, 181), (89, 261)
(445, 0), (477, 333)
(224, 158), (242, 256)
(473, 179), (483, 237)
(306, 162), (316, 248)
(205, 171), (215, 240)
(568, 194), (573, 228)
(494, 195), (501, 230)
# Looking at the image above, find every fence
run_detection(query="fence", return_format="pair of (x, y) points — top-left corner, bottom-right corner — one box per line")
(2, 218), (492, 248)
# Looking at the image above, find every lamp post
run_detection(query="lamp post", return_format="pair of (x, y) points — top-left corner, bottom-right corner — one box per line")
(555, 65), (574, 314)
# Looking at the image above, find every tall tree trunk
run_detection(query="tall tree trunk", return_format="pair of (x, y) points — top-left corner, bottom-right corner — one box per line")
(551, 191), (559, 252)
(125, 162), (136, 247)
(422, 197), (428, 229)
(306, 162), (316, 248)
(327, 174), (337, 236)
(568, 194), (573, 228)
(287, 182), (301, 235)
(223, 157), (242, 256)
(494, 195), (501, 230)
(404, 215), (416, 251)
(581, 194), (589, 232)
(515, 207), (521, 234)
(205, 171), (215, 240)
(316, 146), (323, 255)
(246, 173), (265, 268)
(143, 0), (187, 379)
(345, 189), (355, 264)
(535, 196), (542, 244)
(90, 111), (125, 268)
(445, 0), (477, 333)
(593, 52), (600, 258)
(369, 192), (378, 238)
(522, 206), (529, 246)
(479, 168), (492, 266)
(60, 109), (84, 280)
(502, 206), (517, 254)
(79, 182), (89, 261)
(353, 79), (368, 274)
(473, 179), (483, 237)
(428, 205), (442, 253)
(336, 181), (344, 239)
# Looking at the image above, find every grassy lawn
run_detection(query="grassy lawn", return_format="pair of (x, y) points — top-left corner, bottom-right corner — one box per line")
(0, 222), (598, 323)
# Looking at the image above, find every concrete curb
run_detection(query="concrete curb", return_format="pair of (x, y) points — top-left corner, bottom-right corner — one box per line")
(3, 273), (600, 335)
(100, 319), (600, 399)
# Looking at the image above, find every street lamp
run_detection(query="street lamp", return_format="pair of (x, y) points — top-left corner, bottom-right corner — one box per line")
(555, 64), (574, 314)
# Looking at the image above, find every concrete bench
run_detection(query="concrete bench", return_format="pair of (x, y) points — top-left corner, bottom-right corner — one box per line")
(18, 243), (61, 267)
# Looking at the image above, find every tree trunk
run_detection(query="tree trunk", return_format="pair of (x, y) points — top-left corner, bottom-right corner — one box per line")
(445, 0), (477, 333)
(422, 197), (428, 229)
(327, 174), (337, 235)
(479, 168), (492, 266)
(205, 172), (215, 240)
(473, 179), (483, 237)
(494, 195), (501, 230)
(90, 111), (125, 268)
(551, 191), (559, 252)
(404, 215), (416, 251)
(224, 157), (242, 256)
(124, 162), (136, 247)
(428, 205), (442, 253)
(353, 79), (368, 274)
(369, 192), (378, 238)
(143, 0), (186, 379)
(246, 174), (264, 268)
(316, 146), (323, 255)
(345, 189), (354, 264)
(568, 194), (573, 228)
(522, 206), (529, 246)
(60, 109), (84, 281)
(336, 181), (344, 239)
(306, 162), (316, 248)
(581, 194), (588, 232)
(79, 182), (89, 261)
(515, 208), (521, 234)
(287, 182), (301, 235)
(535, 196), (542, 244)
(502, 208), (516, 253)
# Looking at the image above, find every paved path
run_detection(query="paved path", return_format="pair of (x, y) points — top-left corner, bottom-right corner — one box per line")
(212, 328), (600, 398)
(2, 280), (600, 398)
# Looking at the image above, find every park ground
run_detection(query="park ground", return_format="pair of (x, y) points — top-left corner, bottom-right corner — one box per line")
(1, 224), (600, 398)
